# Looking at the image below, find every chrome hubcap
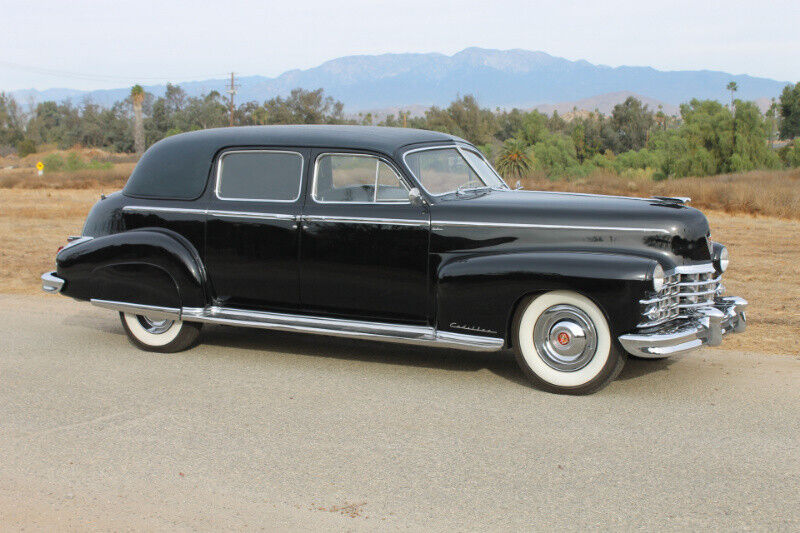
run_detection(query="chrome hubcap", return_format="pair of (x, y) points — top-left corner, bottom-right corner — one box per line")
(533, 305), (597, 371)
(136, 315), (174, 334)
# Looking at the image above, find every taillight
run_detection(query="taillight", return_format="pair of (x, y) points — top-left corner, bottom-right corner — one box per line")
(58, 236), (93, 255)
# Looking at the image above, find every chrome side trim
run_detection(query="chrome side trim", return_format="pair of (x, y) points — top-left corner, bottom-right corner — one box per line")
(215, 149), (304, 203)
(123, 206), (207, 216)
(90, 299), (181, 321)
(124, 206), (296, 222)
(41, 272), (65, 293)
(301, 215), (428, 227)
(208, 210), (295, 222)
(178, 306), (503, 352)
(432, 220), (671, 234)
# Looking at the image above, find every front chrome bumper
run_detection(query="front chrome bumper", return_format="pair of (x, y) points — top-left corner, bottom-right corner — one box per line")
(41, 271), (65, 293)
(618, 296), (747, 358)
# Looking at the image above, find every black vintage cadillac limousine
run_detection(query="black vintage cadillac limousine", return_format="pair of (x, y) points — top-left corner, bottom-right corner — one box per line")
(42, 125), (747, 394)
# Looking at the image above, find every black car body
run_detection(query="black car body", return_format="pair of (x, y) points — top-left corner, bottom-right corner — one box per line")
(42, 125), (747, 393)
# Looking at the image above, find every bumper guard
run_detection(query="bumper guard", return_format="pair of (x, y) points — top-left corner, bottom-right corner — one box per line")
(41, 271), (65, 294)
(618, 296), (747, 358)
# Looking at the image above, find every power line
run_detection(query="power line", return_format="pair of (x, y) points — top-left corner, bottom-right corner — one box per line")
(0, 60), (229, 84)
(226, 72), (239, 127)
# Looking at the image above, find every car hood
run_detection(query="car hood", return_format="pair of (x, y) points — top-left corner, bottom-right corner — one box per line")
(431, 189), (712, 264)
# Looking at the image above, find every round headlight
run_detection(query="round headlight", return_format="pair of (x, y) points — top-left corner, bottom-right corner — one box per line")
(718, 246), (729, 272)
(652, 264), (665, 292)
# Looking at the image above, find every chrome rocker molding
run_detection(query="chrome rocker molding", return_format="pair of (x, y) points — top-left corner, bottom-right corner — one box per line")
(91, 299), (181, 321)
(41, 272), (65, 293)
(90, 300), (505, 352)
(618, 296), (747, 358)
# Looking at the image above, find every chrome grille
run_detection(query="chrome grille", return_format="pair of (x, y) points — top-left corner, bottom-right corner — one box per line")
(639, 265), (725, 328)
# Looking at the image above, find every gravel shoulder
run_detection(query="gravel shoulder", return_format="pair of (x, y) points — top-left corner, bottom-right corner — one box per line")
(1, 294), (799, 530)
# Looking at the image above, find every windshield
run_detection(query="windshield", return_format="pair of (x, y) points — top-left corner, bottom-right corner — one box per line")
(404, 147), (507, 196)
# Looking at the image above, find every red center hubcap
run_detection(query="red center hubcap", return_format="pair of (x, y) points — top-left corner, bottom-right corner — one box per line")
(557, 332), (570, 345)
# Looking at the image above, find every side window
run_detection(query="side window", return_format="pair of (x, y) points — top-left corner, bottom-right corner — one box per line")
(216, 151), (303, 201)
(314, 154), (408, 203)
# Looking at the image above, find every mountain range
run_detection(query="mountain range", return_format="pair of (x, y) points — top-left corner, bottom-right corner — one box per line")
(10, 48), (791, 115)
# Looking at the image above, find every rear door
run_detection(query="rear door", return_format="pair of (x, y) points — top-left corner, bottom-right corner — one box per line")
(299, 150), (430, 324)
(204, 148), (308, 311)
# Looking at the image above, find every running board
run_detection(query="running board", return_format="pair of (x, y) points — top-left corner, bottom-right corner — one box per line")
(91, 299), (504, 352)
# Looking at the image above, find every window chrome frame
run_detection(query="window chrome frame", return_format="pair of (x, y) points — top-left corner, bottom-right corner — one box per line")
(214, 149), (305, 203)
(402, 144), (509, 198)
(311, 152), (411, 205)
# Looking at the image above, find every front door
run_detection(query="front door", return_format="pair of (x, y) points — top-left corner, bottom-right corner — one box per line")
(204, 148), (308, 311)
(299, 150), (430, 324)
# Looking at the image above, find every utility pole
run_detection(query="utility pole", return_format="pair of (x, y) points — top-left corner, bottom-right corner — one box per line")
(402, 111), (407, 128)
(226, 72), (238, 127)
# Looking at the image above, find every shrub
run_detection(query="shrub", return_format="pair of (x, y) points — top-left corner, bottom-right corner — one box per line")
(41, 152), (113, 173)
(779, 139), (800, 167)
(42, 153), (65, 172)
(16, 139), (36, 157)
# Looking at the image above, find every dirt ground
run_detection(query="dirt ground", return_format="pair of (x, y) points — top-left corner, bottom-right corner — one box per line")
(1, 188), (797, 355)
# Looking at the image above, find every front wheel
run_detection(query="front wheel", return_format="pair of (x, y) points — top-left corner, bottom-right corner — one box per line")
(512, 291), (625, 394)
(120, 312), (202, 353)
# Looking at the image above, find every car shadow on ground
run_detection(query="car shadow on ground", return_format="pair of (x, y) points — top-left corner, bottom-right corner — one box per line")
(199, 324), (677, 389)
(200, 323), (533, 388)
(64, 313), (679, 390)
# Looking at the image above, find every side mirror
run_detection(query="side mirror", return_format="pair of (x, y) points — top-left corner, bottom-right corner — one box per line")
(408, 187), (425, 206)
(515, 180), (523, 190)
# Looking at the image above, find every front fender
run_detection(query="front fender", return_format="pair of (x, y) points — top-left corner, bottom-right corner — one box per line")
(56, 228), (207, 309)
(436, 251), (656, 342)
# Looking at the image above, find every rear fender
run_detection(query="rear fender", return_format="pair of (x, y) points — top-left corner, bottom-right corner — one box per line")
(56, 228), (207, 309)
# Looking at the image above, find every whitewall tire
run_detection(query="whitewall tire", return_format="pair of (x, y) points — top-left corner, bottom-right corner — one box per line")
(120, 312), (202, 353)
(512, 291), (625, 394)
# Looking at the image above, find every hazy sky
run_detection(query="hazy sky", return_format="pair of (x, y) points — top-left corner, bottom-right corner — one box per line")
(2, 0), (798, 91)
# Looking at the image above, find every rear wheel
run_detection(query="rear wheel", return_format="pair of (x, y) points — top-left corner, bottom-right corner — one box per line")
(512, 290), (625, 394)
(120, 312), (202, 353)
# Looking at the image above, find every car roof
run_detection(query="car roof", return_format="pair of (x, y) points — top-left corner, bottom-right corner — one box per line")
(166, 125), (466, 153)
(123, 125), (467, 200)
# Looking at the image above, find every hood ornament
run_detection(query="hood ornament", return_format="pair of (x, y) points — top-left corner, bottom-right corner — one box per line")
(652, 196), (691, 205)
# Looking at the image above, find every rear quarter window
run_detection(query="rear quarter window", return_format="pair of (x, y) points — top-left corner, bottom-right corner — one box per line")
(216, 151), (304, 202)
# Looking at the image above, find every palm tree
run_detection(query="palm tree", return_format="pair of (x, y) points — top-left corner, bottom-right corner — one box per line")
(130, 85), (145, 155)
(495, 138), (533, 180)
(726, 81), (738, 111)
(767, 98), (778, 149)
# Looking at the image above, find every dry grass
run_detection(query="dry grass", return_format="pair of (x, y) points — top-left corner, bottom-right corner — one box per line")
(521, 169), (800, 219)
(0, 164), (134, 189)
(0, 146), (135, 190)
(1, 188), (797, 355)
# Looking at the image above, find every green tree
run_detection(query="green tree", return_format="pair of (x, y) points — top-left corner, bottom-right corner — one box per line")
(610, 96), (655, 152)
(262, 88), (346, 125)
(778, 82), (800, 140)
(726, 81), (738, 110)
(423, 95), (496, 145)
(766, 98), (778, 149)
(531, 134), (579, 176)
(495, 138), (533, 178)
(130, 85), (145, 154)
(778, 139), (800, 167)
(516, 110), (550, 146)
(0, 93), (24, 148)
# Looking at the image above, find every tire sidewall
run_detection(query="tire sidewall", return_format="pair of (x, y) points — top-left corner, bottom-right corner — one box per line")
(120, 312), (201, 353)
(513, 291), (622, 394)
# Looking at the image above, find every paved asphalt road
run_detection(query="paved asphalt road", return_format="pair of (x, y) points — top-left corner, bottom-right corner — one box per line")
(1, 294), (798, 531)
